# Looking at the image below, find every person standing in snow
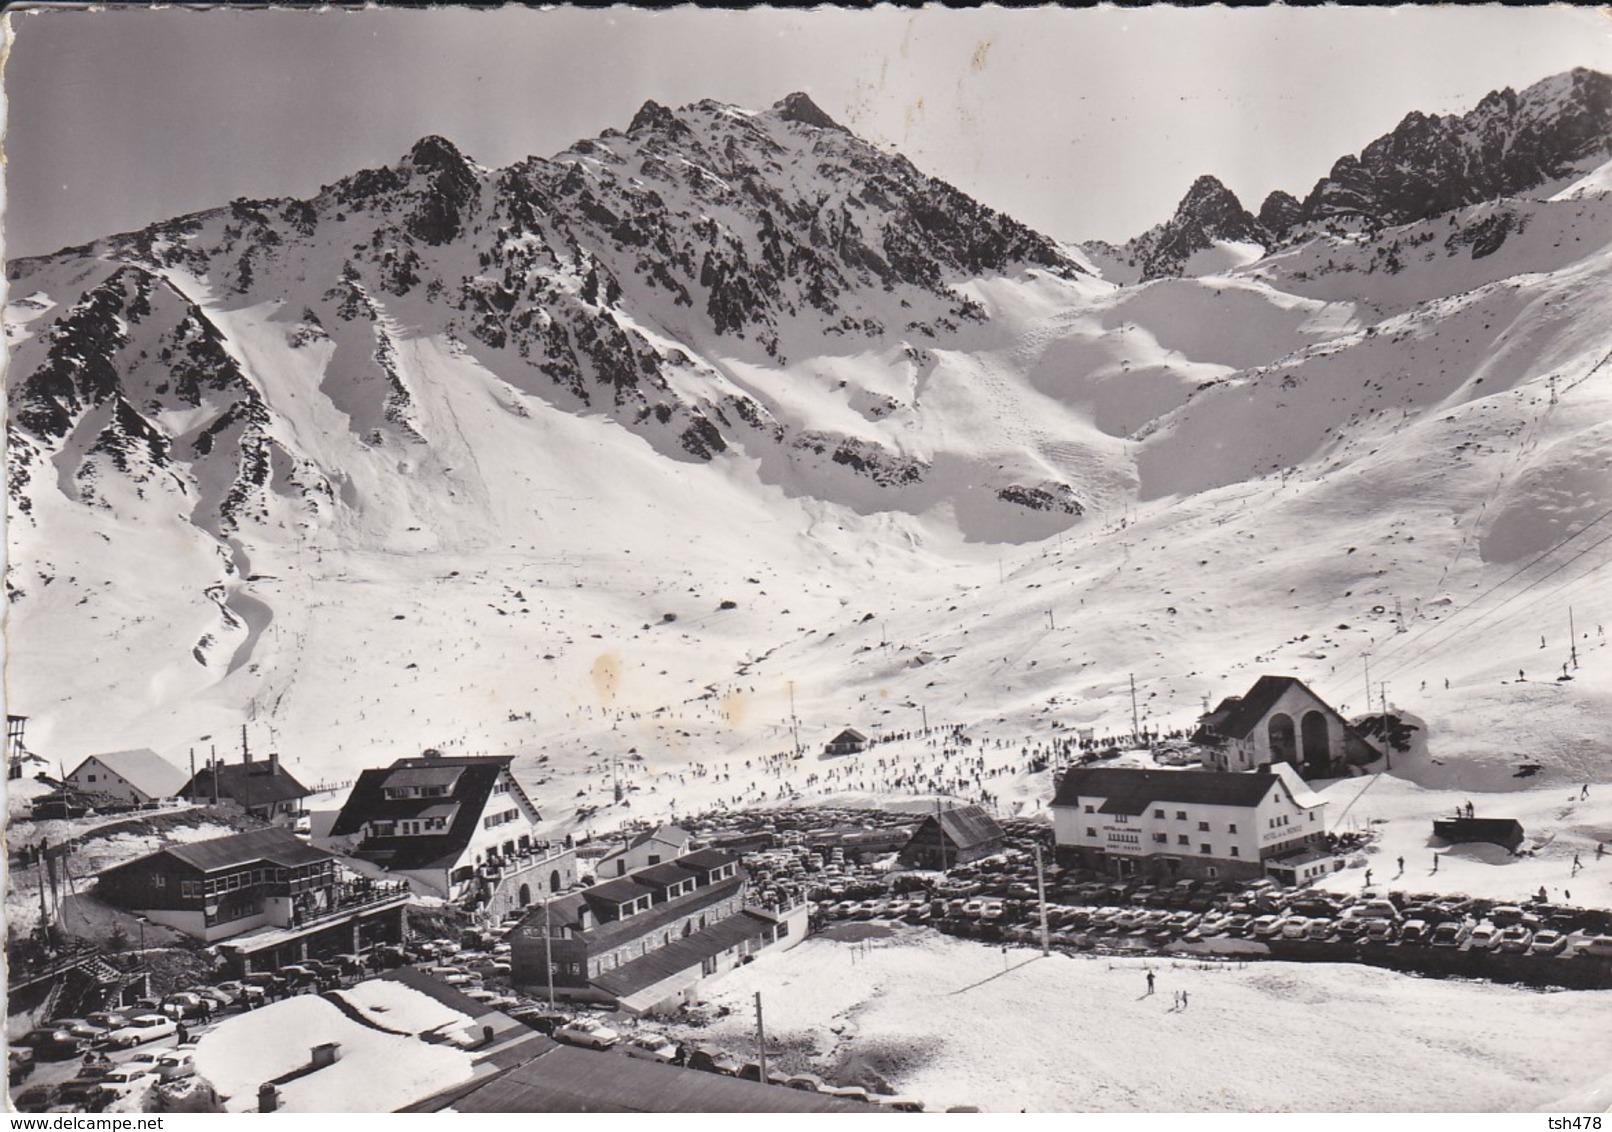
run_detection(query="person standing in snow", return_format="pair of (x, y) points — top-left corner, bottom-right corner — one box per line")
(1432, 854), (1439, 873)
(1181, 991), (1189, 1009)
(1146, 971), (1155, 996)
(1364, 869), (1372, 887)
(1397, 856), (1405, 874)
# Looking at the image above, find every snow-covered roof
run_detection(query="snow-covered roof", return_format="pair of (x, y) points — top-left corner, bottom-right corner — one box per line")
(71, 748), (188, 797)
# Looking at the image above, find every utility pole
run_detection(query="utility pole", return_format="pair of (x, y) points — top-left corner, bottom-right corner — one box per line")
(1570, 607), (1579, 670)
(1129, 675), (1140, 743)
(920, 704), (928, 733)
(788, 681), (800, 756)
(543, 897), (555, 1010)
(1362, 653), (1373, 718)
(1034, 843), (1050, 958)
(1379, 683), (1392, 771)
(1047, 609), (1055, 631)
(754, 992), (769, 1086)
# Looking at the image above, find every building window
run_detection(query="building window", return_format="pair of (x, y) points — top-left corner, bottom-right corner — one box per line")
(1177, 835), (1189, 846)
(1153, 809), (1165, 819)
(1114, 814), (1128, 825)
(1086, 828), (1097, 838)
(1200, 844), (1212, 854)
(1083, 805), (1094, 814)
(87, 774), (97, 782)
(1152, 833), (1168, 844)
(1198, 821), (1209, 832)
(1207, 867), (1218, 878)
(1228, 824), (1237, 834)
(1230, 847), (1240, 857)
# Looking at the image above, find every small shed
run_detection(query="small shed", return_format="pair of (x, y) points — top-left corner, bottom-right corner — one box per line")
(1432, 817), (1526, 853)
(823, 729), (869, 757)
(897, 805), (1005, 871)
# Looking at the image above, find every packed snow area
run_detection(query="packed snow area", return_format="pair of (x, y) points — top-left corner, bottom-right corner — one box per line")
(190, 993), (474, 1112)
(334, 979), (477, 1040)
(690, 928), (1612, 1113)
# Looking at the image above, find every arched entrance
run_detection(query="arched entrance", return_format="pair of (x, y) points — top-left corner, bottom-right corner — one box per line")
(518, 883), (531, 907)
(1301, 711), (1331, 774)
(549, 870), (562, 893)
(1268, 713), (1297, 766)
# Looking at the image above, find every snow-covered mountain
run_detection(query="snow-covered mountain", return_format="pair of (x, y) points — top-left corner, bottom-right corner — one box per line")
(6, 78), (1611, 829)
(1091, 68), (1612, 282)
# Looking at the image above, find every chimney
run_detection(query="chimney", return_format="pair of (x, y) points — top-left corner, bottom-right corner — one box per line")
(310, 1042), (342, 1069)
(270, 752), (280, 775)
(258, 1084), (280, 1113)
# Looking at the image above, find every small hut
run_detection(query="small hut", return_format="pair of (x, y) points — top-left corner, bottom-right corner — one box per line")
(897, 805), (1005, 871)
(823, 729), (869, 757)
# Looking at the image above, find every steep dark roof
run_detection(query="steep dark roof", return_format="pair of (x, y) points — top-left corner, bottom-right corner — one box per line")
(634, 862), (699, 890)
(828, 728), (867, 745)
(591, 911), (774, 998)
(585, 877), (657, 908)
(182, 760), (311, 807)
(539, 875), (744, 948)
(1054, 767), (1281, 813)
(674, 848), (737, 873)
(928, 805), (1004, 851)
(1201, 675), (1338, 740)
(328, 755), (529, 872)
(445, 1044), (876, 1113)
(157, 827), (334, 873)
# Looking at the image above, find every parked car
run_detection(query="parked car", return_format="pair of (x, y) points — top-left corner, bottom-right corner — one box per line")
(871, 1095), (927, 1112)
(13, 1083), (59, 1112)
(1279, 916), (1311, 940)
(738, 1060), (791, 1086)
(1363, 918), (1398, 944)
(100, 1014), (178, 1048)
(1250, 915), (1284, 939)
(1489, 905), (1526, 928)
(1496, 925), (1533, 953)
(555, 1017), (618, 1050)
(1574, 935), (1612, 957)
(1468, 923), (1502, 951)
(92, 1066), (159, 1105)
(59, 1065), (118, 1107)
(687, 1045), (742, 1076)
(85, 1011), (132, 1033)
(154, 1052), (196, 1080)
(1304, 918), (1336, 941)
(160, 993), (208, 1020)
(1399, 919), (1431, 945)
(1529, 929), (1569, 956)
(1430, 921), (1472, 948)
(623, 1032), (679, 1064)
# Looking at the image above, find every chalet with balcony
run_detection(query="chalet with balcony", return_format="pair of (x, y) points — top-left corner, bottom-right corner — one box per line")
(323, 751), (573, 905)
(1052, 763), (1331, 882)
(181, 751), (312, 821)
(1194, 675), (1378, 778)
(510, 847), (802, 1014)
(95, 827), (408, 974)
(64, 748), (189, 807)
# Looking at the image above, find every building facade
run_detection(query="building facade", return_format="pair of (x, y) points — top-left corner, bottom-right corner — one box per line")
(897, 805), (1005, 871)
(323, 751), (572, 905)
(181, 751), (312, 821)
(595, 824), (695, 879)
(1195, 675), (1377, 778)
(96, 827), (409, 971)
(1052, 764), (1330, 882)
(65, 749), (188, 806)
(511, 847), (803, 1013)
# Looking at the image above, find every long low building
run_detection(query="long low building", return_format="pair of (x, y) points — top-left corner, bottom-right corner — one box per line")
(510, 847), (805, 1013)
(1051, 763), (1332, 883)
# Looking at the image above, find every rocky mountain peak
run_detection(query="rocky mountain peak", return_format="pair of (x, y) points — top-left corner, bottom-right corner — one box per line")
(1257, 190), (1304, 240)
(772, 91), (845, 133)
(628, 99), (682, 137)
(406, 134), (472, 174)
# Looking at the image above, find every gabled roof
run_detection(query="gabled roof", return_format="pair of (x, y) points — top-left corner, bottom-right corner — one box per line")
(71, 749), (188, 798)
(328, 754), (533, 872)
(909, 804), (1004, 851)
(628, 824), (692, 851)
(633, 862), (699, 890)
(182, 760), (311, 807)
(153, 827), (334, 873)
(552, 875), (746, 949)
(584, 877), (657, 908)
(1053, 767), (1283, 813)
(828, 728), (867, 745)
(1201, 675), (1327, 740)
(673, 848), (737, 874)
(383, 765), (465, 792)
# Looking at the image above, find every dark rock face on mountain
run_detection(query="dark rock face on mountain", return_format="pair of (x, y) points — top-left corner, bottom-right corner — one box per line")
(6, 93), (1089, 537)
(1124, 175), (1268, 281)
(1257, 190), (1304, 240)
(1299, 68), (1612, 227)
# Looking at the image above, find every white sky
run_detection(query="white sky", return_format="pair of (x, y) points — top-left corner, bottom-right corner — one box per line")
(4, 6), (1611, 258)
